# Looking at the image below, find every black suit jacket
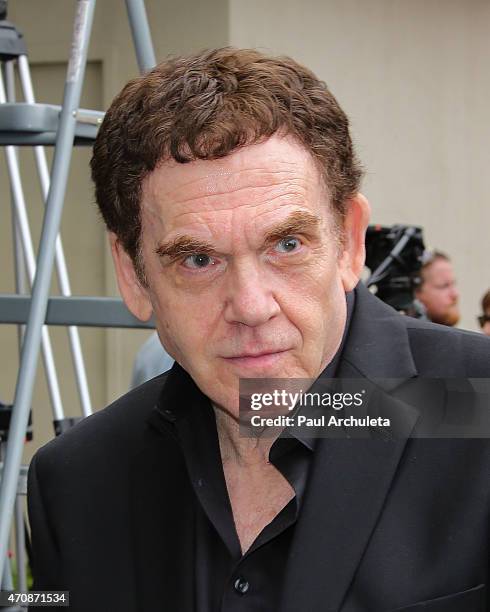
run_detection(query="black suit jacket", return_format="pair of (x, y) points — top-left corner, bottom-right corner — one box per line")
(28, 284), (490, 611)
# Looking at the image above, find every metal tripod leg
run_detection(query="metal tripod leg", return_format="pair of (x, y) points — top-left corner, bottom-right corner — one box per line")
(5, 59), (27, 358)
(14, 498), (26, 592)
(125, 0), (156, 72)
(0, 442), (14, 592)
(1, 556), (13, 591)
(0, 0), (97, 585)
(5, 59), (28, 597)
(17, 54), (93, 418)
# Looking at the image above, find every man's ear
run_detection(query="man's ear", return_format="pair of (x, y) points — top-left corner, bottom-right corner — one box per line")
(109, 232), (153, 322)
(338, 193), (371, 292)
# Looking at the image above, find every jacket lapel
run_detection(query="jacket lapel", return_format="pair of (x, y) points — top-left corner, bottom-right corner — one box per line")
(339, 283), (418, 391)
(280, 284), (420, 612)
(129, 366), (197, 612)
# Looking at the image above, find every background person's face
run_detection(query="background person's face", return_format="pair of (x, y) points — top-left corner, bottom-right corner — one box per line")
(114, 135), (368, 416)
(482, 312), (490, 337)
(416, 259), (460, 326)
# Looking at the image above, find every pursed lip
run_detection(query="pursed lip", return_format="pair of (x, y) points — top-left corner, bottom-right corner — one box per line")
(222, 349), (291, 369)
(223, 349), (289, 359)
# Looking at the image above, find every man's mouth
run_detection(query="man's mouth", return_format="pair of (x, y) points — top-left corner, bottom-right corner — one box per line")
(223, 349), (290, 368)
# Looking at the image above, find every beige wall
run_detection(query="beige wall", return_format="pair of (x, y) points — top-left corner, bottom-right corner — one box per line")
(1, 0), (489, 459)
(229, 0), (490, 332)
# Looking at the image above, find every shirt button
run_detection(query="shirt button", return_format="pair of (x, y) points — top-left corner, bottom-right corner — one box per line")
(160, 407), (176, 422)
(233, 577), (250, 595)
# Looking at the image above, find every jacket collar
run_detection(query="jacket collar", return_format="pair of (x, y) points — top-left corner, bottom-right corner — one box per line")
(338, 282), (418, 390)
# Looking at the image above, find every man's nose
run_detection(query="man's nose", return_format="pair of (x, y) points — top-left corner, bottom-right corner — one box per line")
(450, 285), (460, 302)
(223, 260), (280, 327)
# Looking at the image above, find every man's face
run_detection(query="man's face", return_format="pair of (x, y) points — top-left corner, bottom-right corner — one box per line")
(416, 258), (460, 326)
(113, 135), (368, 416)
(482, 311), (490, 337)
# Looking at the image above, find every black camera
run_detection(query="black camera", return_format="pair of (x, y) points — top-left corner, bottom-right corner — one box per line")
(365, 224), (426, 317)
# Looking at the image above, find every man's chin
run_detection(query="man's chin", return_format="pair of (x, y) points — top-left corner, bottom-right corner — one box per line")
(433, 308), (460, 327)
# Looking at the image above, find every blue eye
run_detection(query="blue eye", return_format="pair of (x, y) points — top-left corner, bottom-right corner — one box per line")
(183, 253), (213, 269)
(276, 237), (301, 253)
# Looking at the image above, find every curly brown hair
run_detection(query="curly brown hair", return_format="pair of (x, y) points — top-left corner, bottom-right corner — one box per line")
(91, 47), (363, 276)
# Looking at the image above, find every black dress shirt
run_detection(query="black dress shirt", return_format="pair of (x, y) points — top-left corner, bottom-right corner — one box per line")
(169, 292), (354, 611)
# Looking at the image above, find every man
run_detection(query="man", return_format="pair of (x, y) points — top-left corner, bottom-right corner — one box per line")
(415, 250), (460, 326)
(28, 48), (490, 611)
(478, 289), (490, 337)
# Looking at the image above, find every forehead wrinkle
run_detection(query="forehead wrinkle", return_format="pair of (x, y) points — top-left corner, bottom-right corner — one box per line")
(144, 161), (317, 208)
(142, 132), (323, 204)
(142, 185), (328, 256)
(155, 182), (315, 219)
(173, 178), (308, 207)
(201, 168), (313, 198)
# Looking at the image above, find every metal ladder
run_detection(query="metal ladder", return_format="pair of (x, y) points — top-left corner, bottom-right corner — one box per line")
(0, 0), (157, 589)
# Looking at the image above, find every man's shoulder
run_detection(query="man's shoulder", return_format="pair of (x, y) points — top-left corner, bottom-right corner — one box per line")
(403, 315), (490, 376)
(350, 284), (490, 378)
(32, 372), (171, 473)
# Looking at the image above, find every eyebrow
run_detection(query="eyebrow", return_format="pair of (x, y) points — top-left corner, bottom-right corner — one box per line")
(155, 237), (216, 261)
(154, 210), (322, 261)
(261, 210), (321, 246)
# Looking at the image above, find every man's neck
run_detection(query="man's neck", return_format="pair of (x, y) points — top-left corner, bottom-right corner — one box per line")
(212, 403), (295, 554)
(213, 404), (279, 468)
